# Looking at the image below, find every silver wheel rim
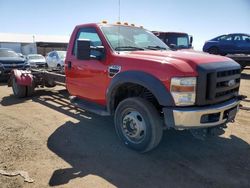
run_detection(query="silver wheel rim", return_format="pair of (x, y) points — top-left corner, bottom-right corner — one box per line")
(122, 110), (146, 144)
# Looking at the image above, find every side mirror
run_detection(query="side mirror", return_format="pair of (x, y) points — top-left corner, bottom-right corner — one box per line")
(76, 39), (91, 60)
(189, 35), (193, 46)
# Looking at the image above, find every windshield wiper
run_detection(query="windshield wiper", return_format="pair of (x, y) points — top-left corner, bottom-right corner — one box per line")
(145, 46), (167, 50)
(115, 46), (145, 51)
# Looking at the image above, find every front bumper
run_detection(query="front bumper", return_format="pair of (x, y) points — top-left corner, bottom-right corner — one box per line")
(163, 98), (240, 129)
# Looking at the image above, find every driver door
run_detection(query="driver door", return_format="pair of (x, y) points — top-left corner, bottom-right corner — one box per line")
(65, 27), (108, 105)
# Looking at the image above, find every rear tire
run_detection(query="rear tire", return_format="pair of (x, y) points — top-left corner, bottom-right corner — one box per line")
(27, 85), (35, 97)
(207, 46), (220, 55)
(114, 97), (163, 153)
(12, 77), (26, 98)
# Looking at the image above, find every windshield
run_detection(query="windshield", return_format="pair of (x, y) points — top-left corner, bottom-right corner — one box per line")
(57, 51), (66, 59)
(28, 55), (44, 60)
(101, 25), (169, 51)
(165, 33), (190, 49)
(0, 49), (19, 58)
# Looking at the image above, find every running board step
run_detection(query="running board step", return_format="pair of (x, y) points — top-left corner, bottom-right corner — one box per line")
(70, 96), (110, 116)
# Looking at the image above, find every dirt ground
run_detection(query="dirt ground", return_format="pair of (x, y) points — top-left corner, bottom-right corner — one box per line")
(0, 70), (250, 188)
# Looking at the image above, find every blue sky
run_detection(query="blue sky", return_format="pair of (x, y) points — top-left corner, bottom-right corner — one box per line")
(0, 0), (249, 50)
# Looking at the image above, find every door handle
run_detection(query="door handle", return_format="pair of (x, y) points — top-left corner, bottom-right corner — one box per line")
(67, 61), (72, 69)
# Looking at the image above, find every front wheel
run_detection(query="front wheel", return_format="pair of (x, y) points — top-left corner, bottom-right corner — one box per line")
(114, 97), (163, 153)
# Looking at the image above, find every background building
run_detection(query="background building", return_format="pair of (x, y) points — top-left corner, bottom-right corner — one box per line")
(0, 33), (69, 56)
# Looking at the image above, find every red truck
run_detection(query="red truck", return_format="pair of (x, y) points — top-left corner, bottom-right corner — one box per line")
(10, 22), (242, 152)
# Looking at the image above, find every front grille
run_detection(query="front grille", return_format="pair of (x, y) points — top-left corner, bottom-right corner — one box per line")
(4, 65), (24, 69)
(196, 61), (241, 106)
(1, 61), (25, 70)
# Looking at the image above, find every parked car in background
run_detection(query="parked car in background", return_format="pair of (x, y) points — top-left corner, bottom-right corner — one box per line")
(17, 53), (25, 58)
(203, 33), (250, 55)
(0, 48), (28, 80)
(45, 51), (66, 68)
(26, 54), (46, 67)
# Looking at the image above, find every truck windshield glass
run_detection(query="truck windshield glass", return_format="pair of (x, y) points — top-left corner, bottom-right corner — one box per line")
(101, 25), (169, 51)
(166, 34), (189, 49)
(0, 50), (19, 58)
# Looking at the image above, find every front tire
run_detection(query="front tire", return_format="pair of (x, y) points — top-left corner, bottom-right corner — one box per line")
(114, 97), (163, 153)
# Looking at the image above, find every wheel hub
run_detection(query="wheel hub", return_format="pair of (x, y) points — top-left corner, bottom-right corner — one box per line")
(122, 111), (146, 142)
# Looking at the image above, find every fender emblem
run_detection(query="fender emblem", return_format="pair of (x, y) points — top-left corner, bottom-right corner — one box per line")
(108, 65), (121, 78)
(228, 79), (236, 87)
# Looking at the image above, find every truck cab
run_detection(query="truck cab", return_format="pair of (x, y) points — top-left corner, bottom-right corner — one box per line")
(153, 31), (193, 50)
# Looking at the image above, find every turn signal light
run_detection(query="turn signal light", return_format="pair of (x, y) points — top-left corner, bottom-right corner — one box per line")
(116, 21), (121, 24)
(124, 22), (128, 25)
(102, 20), (108, 24)
(171, 85), (195, 92)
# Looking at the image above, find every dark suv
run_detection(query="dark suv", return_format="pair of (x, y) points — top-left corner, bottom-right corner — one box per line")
(0, 48), (28, 79)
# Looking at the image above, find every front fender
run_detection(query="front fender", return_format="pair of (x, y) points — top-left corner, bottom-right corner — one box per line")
(106, 71), (175, 114)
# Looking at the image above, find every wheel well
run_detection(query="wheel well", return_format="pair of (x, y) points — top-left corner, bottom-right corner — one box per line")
(208, 46), (219, 51)
(112, 83), (161, 113)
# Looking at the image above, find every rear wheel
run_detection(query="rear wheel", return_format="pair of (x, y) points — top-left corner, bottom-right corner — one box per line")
(207, 46), (220, 55)
(114, 97), (163, 153)
(12, 77), (26, 98)
(27, 85), (35, 97)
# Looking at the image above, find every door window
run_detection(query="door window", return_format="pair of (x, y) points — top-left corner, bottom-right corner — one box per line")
(49, 52), (54, 58)
(242, 35), (250, 41)
(73, 28), (103, 57)
(225, 35), (233, 41)
(233, 35), (242, 41)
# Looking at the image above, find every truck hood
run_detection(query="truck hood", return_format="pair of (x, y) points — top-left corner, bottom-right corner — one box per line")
(123, 50), (232, 73)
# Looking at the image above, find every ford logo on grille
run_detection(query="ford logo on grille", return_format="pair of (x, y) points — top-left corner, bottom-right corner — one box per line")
(228, 79), (236, 87)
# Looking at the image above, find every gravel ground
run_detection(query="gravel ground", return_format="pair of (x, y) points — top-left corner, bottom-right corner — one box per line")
(0, 69), (249, 188)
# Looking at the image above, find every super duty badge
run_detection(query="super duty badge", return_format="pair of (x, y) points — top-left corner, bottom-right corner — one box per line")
(108, 65), (121, 77)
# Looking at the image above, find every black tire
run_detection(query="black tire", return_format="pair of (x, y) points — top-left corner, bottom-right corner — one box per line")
(207, 46), (220, 55)
(114, 97), (163, 153)
(27, 85), (35, 97)
(45, 80), (56, 88)
(12, 77), (26, 98)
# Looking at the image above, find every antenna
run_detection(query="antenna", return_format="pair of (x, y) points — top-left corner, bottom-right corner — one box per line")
(117, 0), (121, 54)
(118, 0), (120, 22)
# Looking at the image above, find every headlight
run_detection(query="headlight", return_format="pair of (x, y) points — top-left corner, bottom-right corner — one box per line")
(170, 77), (196, 106)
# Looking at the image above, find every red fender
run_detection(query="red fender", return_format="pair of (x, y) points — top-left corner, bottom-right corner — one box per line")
(12, 69), (33, 86)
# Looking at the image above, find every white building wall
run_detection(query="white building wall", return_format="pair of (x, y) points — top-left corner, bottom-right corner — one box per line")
(0, 42), (21, 53)
(0, 42), (37, 55)
(21, 43), (37, 54)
